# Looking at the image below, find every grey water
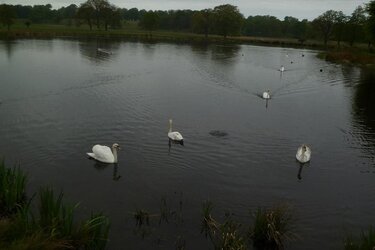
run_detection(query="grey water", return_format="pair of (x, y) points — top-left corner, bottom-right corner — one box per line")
(0, 39), (374, 249)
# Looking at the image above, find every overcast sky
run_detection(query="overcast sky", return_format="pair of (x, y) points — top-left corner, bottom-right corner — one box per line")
(0, 0), (369, 20)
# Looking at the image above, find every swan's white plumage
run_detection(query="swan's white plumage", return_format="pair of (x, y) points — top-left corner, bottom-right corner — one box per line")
(262, 91), (270, 99)
(87, 144), (118, 163)
(280, 66), (285, 72)
(168, 131), (183, 141)
(168, 119), (183, 142)
(296, 145), (311, 163)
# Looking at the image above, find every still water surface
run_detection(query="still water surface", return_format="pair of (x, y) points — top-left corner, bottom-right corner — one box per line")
(0, 39), (374, 249)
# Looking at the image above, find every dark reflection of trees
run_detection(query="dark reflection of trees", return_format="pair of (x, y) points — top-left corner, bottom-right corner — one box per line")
(78, 38), (120, 63)
(210, 44), (241, 62)
(187, 44), (241, 64)
(1, 40), (15, 60)
(352, 68), (375, 158)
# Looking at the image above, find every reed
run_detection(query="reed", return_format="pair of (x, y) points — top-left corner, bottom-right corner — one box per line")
(249, 205), (295, 249)
(0, 162), (110, 250)
(345, 227), (375, 250)
(0, 160), (27, 216)
(201, 201), (246, 250)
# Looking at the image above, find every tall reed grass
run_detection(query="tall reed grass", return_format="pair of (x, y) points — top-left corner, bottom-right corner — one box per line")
(249, 205), (295, 249)
(345, 227), (375, 250)
(0, 161), (110, 249)
(0, 160), (27, 216)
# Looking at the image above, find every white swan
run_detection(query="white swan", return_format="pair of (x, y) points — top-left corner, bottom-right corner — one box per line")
(87, 143), (120, 163)
(168, 119), (184, 145)
(279, 66), (285, 72)
(296, 144), (311, 163)
(262, 90), (270, 99)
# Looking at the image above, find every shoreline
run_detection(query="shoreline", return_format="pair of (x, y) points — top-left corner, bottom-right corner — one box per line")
(1, 29), (374, 66)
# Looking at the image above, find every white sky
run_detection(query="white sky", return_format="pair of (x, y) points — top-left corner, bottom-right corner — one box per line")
(0, 0), (369, 20)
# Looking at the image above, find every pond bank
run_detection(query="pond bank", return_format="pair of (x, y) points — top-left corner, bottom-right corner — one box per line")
(318, 49), (375, 67)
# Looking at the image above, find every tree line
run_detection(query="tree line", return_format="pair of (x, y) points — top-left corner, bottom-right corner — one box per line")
(0, 0), (374, 47)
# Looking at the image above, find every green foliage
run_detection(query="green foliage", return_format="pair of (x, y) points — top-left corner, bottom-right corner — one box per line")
(139, 11), (158, 32)
(345, 227), (375, 250)
(249, 205), (295, 249)
(0, 160), (27, 216)
(0, 4), (16, 30)
(212, 4), (244, 38)
(313, 10), (339, 46)
(192, 9), (212, 37)
(367, 1), (375, 39)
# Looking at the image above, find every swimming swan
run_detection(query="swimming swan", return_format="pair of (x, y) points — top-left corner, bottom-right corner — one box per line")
(296, 144), (311, 163)
(87, 143), (120, 163)
(262, 90), (271, 99)
(168, 119), (184, 145)
(279, 66), (285, 72)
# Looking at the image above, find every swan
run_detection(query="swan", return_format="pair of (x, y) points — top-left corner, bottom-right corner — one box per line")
(279, 66), (285, 72)
(87, 143), (120, 163)
(262, 90), (270, 99)
(296, 144), (311, 163)
(168, 119), (184, 145)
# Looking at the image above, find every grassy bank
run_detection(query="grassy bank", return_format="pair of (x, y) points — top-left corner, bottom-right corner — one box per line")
(318, 48), (375, 66)
(0, 22), (331, 48)
(0, 160), (110, 250)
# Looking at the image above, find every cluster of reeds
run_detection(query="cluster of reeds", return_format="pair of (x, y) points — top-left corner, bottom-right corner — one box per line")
(345, 227), (375, 250)
(0, 160), (27, 216)
(0, 161), (110, 250)
(249, 205), (295, 249)
(201, 201), (295, 250)
(201, 201), (247, 250)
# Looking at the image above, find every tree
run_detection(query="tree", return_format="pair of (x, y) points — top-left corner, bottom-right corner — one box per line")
(243, 15), (282, 37)
(366, 0), (375, 49)
(77, 2), (94, 30)
(0, 4), (16, 30)
(192, 9), (212, 37)
(348, 5), (367, 46)
(333, 11), (348, 47)
(84, 0), (110, 29)
(30, 4), (53, 23)
(101, 4), (122, 30)
(313, 10), (338, 47)
(212, 4), (244, 38)
(139, 11), (158, 34)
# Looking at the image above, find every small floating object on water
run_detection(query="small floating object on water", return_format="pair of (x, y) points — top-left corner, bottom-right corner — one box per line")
(296, 144), (311, 163)
(320, 69), (323, 72)
(262, 90), (271, 99)
(279, 66), (285, 72)
(168, 119), (184, 145)
(302, 54), (305, 57)
(209, 130), (228, 138)
(290, 61), (293, 64)
(87, 143), (120, 163)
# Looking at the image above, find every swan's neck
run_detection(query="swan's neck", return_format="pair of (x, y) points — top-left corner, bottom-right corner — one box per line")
(112, 147), (118, 163)
(169, 120), (172, 133)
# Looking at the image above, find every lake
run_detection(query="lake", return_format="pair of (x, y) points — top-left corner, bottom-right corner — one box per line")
(0, 39), (374, 249)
